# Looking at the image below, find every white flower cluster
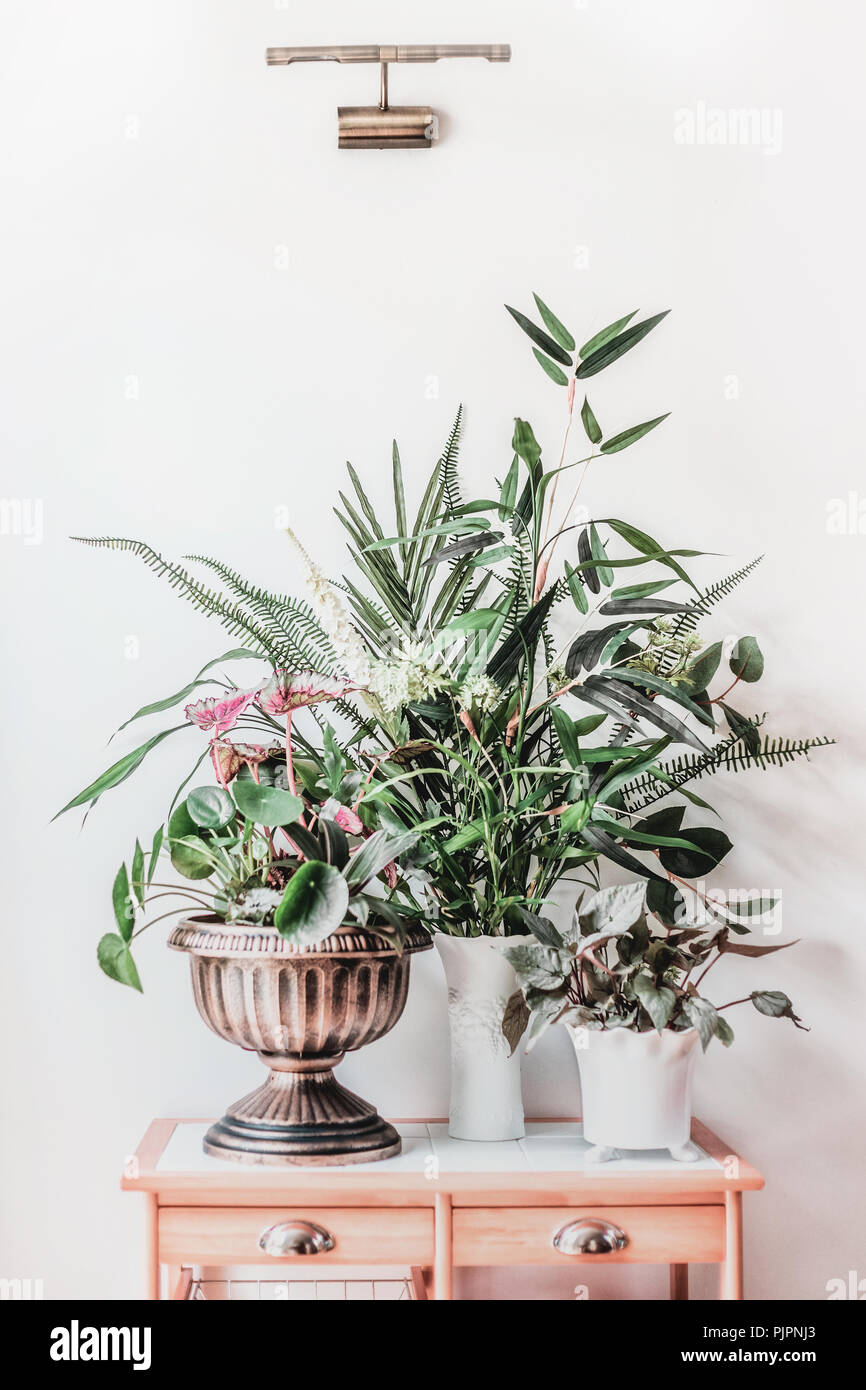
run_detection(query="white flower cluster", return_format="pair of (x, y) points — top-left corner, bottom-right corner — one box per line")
(285, 527), (371, 683)
(458, 674), (502, 713)
(368, 640), (449, 714)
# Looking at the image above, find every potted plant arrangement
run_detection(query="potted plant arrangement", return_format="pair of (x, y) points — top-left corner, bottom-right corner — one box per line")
(58, 289), (832, 1150)
(501, 879), (806, 1162)
(71, 673), (431, 1165)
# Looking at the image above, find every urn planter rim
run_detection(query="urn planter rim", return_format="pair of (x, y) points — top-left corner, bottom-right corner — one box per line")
(167, 913), (431, 959)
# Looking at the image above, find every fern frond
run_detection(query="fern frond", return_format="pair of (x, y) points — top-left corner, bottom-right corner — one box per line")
(438, 404), (464, 516)
(622, 723), (834, 812)
(185, 555), (336, 671)
(655, 556), (764, 676)
(73, 538), (281, 661)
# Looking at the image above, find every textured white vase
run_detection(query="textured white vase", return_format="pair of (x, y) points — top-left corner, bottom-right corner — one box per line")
(569, 1025), (701, 1162)
(435, 934), (528, 1141)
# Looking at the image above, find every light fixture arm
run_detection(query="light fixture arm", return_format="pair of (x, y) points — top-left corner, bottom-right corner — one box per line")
(265, 43), (512, 149)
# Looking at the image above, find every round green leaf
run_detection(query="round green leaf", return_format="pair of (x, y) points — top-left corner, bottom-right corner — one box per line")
(659, 827), (733, 878)
(168, 799), (198, 840)
(729, 635), (764, 683)
(170, 835), (214, 880)
(187, 785), (236, 830)
(232, 781), (304, 827)
(97, 933), (143, 992)
(273, 861), (349, 945)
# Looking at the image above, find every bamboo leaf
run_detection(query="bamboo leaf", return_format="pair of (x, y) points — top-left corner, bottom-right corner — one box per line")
(54, 725), (190, 819)
(532, 348), (569, 386)
(498, 455), (519, 521)
(600, 414), (670, 455)
(576, 311), (670, 379)
(532, 292), (575, 351)
(579, 311), (638, 359)
(580, 397), (603, 445)
(564, 559), (589, 614)
(505, 305), (573, 366)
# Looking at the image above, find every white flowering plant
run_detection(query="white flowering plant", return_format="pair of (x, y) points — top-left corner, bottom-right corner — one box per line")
(59, 292), (833, 964)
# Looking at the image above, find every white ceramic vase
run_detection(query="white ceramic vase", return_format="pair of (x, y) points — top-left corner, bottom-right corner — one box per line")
(568, 1024), (701, 1163)
(434, 934), (528, 1141)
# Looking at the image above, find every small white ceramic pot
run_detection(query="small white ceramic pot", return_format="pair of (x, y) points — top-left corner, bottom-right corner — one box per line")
(568, 1024), (701, 1163)
(434, 934), (529, 1141)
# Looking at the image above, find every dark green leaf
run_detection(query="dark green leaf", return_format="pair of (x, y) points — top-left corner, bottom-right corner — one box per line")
(646, 877), (686, 927)
(577, 528), (600, 594)
(486, 586), (558, 686)
(505, 305), (573, 366)
(578, 825), (665, 881)
(659, 827), (733, 877)
(576, 311), (670, 379)
(719, 702), (761, 755)
(600, 414), (670, 455)
(599, 597), (692, 616)
(422, 530), (505, 569)
(729, 636), (764, 683)
(583, 675), (711, 750)
(274, 860), (350, 944)
(593, 669), (715, 728)
(580, 397), (603, 445)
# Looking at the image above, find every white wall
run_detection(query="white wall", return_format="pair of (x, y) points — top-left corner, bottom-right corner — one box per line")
(2, 0), (864, 1301)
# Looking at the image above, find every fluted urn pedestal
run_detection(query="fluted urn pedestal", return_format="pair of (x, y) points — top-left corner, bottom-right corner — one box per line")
(168, 916), (431, 1166)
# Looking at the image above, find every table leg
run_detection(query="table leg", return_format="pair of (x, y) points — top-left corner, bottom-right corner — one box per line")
(145, 1194), (159, 1301)
(721, 1191), (744, 1300)
(434, 1193), (453, 1301)
(410, 1267), (430, 1301)
(670, 1264), (689, 1300)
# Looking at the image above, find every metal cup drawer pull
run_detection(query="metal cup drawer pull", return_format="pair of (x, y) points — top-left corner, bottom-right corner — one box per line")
(553, 1217), (629, 1255)
(258, 1220), (335, 1257)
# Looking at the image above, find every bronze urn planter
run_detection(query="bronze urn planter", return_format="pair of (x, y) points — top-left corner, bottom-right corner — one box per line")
(169, 916), (431, 1166)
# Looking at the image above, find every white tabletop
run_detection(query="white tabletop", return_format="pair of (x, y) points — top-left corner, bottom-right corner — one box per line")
(157, 1120), (719, 1176)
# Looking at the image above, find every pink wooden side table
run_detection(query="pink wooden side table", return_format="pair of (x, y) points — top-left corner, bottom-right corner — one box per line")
(123, 1117), (763, 1301)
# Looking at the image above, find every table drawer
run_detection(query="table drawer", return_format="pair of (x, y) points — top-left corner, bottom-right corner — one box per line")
(159, 1206), (434, 1266)
(453, 1205), (725, 1266)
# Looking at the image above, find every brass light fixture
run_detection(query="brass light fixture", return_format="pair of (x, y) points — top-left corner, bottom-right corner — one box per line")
(265, 43), (512, 149)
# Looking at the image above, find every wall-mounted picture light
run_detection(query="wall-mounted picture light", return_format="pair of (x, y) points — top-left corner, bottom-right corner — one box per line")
(265, 44), (512, 149)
